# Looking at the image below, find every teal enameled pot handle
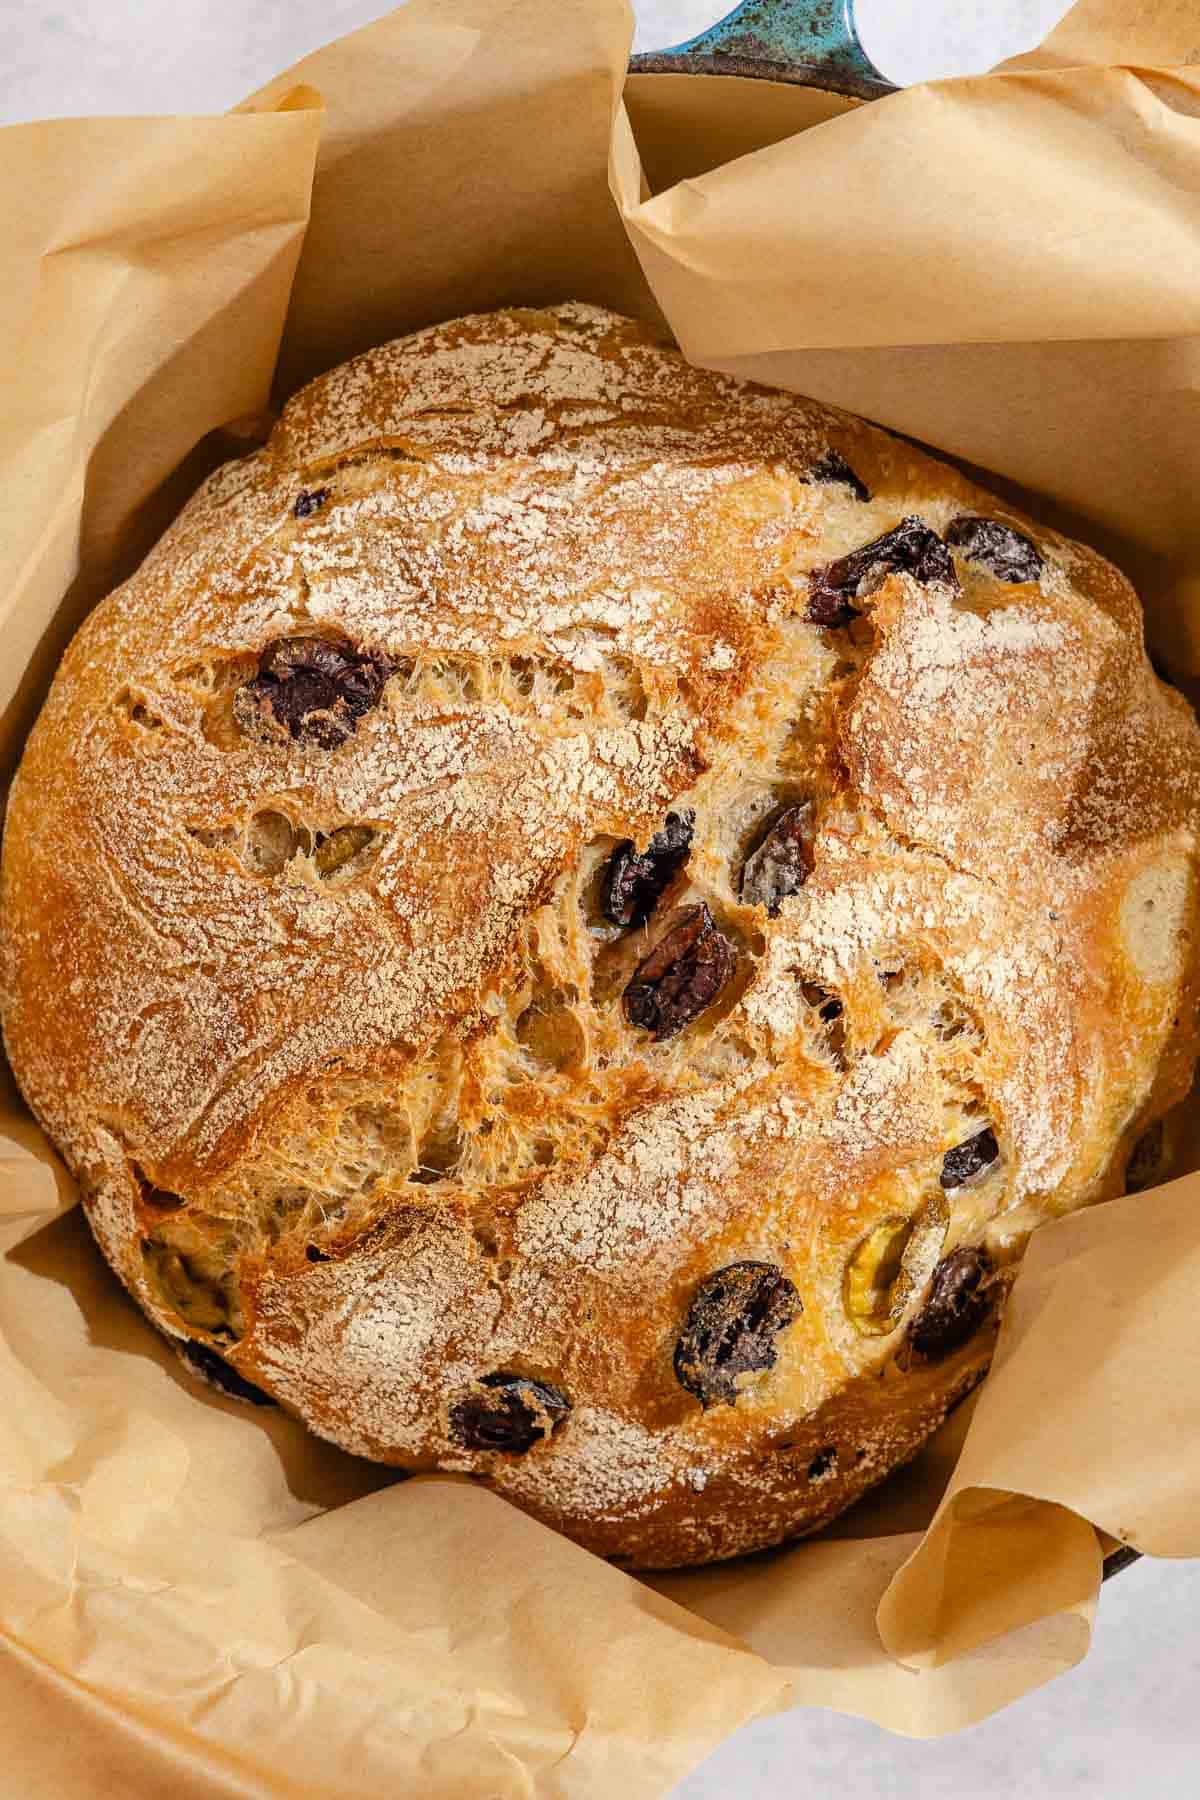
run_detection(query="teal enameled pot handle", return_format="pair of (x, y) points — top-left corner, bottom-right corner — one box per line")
(628, 0), (895, 100)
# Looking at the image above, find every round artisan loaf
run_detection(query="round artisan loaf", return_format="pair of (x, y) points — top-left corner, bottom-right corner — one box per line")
(2, 303), (1199, 1568)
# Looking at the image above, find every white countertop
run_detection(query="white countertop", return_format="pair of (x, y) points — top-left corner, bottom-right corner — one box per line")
(3, 4), (1196, 1796)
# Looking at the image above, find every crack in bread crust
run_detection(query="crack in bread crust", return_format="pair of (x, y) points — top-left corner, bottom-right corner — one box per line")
(3, 303), (1199, 1567)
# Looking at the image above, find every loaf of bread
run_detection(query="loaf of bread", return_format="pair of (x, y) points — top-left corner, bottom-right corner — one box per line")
(2, 304), (1198, 1567)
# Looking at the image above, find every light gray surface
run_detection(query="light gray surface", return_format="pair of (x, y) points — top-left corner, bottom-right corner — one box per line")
(0, 0), (1079, 123)
(3, 4), (1197, 1796)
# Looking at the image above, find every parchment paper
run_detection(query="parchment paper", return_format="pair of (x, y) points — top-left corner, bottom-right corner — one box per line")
(1, 0), (1199, 1791)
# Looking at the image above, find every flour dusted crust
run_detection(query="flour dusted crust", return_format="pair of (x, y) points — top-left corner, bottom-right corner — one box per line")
(3, 304), (1199, 1568)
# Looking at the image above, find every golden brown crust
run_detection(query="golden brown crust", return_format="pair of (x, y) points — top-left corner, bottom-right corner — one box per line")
(2, 304), (1199, 1567)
